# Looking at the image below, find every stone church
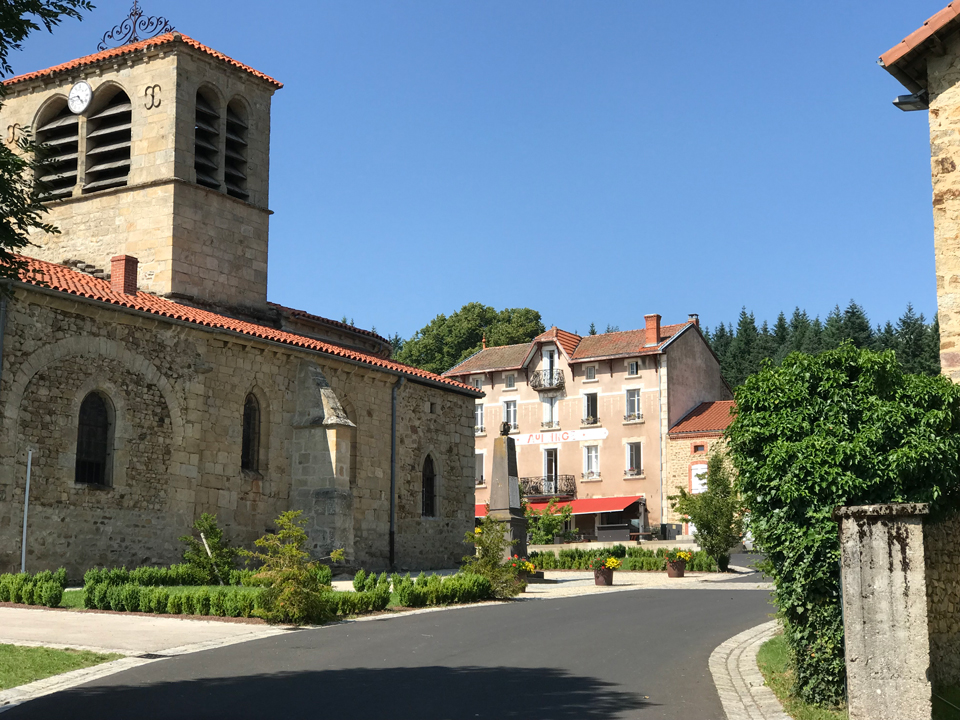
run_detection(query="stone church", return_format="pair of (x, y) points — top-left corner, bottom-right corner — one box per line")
(0, 31), (480, 578)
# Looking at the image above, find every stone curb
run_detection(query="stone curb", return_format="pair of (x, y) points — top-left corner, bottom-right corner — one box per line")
(0, 625), (291, 710)
(709, 619), (790, 720)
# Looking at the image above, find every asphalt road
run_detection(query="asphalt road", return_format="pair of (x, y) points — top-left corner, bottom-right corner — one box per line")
(7, 588), (774, 720)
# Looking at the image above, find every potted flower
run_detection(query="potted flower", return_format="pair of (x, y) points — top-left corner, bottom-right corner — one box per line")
(509, 554), (536, 581)
(588, 555), (622, 586)
(666, 549), (693, 578)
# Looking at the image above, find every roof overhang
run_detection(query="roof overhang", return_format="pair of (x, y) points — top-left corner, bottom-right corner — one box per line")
(879, 3), (960, 96)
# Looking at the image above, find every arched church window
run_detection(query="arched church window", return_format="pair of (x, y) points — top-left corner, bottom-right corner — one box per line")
(35, 99), (79, 200)
(195, 89), (221, 190)
(241, 393), (260, 471)
(84, 88), (132, 192)
(224, 99), (248, 200)
(422, 455), (436, 517)
(76, 392), (113, 485)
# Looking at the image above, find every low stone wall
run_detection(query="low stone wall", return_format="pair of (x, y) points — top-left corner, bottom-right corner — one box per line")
(924, 511), (960, 687)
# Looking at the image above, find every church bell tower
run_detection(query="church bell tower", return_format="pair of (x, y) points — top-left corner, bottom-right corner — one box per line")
(1, 4), (282, 312)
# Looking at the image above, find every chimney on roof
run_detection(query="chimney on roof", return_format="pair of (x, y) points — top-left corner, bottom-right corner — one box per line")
(644, 314), (661, 346)
(482, 333), (487, 350)
(110, 255), (138, 295)
(688, 313), (699, 327)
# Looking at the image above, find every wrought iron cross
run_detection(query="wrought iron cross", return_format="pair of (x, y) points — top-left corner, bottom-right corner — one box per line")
(98, 1), (175, 51)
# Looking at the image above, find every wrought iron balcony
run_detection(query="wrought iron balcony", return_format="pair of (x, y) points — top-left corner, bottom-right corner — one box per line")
(541, 420), (560, 429)
(623, 413), (644, 423)
(530, 370), (564, 391)
(581, 416), (600, 426)
(520, 475), (576, 499)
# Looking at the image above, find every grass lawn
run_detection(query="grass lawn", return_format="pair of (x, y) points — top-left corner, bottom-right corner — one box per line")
(756, 633), (847, 720)
(0, 644), (122, 690)
(61, 589), (83, 609)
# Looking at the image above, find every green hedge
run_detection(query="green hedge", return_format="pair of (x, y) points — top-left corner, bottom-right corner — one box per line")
(530, 546), (717, 572)
(391, 572), (492, 607)
(82, 564), (256, 590)
(0, 569), (67, 607)
(83, 582), (263, 617)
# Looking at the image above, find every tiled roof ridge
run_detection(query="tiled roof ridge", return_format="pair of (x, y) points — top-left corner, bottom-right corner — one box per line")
(443, 342), (532, 375)
(880, 2), (959, 69)
(267, 302), (388, 344)
(15, 256), (477, 394)
(669, 400), (736, 435)
(3, 32), (283, 88)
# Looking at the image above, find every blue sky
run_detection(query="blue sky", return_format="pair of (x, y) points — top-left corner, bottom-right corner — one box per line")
(10, 1), (948, 338)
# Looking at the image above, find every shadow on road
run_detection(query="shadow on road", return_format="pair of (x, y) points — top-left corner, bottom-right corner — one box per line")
(13, 665), (656, 719)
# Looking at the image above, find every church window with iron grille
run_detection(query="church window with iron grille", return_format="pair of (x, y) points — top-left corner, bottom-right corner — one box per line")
(76, 392), (112, 485)
(241, 393), (260, 471)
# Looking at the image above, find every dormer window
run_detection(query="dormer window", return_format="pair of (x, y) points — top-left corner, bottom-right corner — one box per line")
(83, 89), (131, 192)
(224, 100), (248, 200)
(35, 99), (78, 200)
(195, 90), (221, 190)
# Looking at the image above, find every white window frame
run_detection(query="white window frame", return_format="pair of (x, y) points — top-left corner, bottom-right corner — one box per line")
(471, 376), (483, 390)
(542, 396), (559, 428)
(625, 389), (642, 420)
(583, 445), (600, 479)
(504, 373), (516, 390)
(503, 399), (518, 429)
(627, 360), (640, 377)
(691, 463), (708, 494)
(582, 392), (599, 424)
(475, 403), (484, 433)
(625, 442), (642, 476)
(475, 451), (485, 486)
(584, 365), (597, 382)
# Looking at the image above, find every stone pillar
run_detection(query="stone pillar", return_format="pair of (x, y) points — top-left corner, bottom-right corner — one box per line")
(488, 424), (527, 560)
(833, 504), (931, 720)
(289, 360), (356, 561)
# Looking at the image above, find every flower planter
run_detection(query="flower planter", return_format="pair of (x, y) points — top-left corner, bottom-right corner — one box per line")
(594, 567), (614, 586)
(666, 560), (686, 578)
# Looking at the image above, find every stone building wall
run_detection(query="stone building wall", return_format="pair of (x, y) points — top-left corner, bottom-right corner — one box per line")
(926, 32), (960, 381)
(0, 287), (476, 579)
(924, 510), (960, 687)
(663, 434), (728, 527)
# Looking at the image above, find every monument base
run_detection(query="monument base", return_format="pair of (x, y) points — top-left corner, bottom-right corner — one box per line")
(488, 509), (528, 561)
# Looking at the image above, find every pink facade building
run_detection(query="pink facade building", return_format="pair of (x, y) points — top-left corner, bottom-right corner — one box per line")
(443, 314), (732, 539)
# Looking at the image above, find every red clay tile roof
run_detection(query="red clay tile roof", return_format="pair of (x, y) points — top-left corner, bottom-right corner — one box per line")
(570, 323), (688, 361)
(3, 32), (283, 89)
(16, 256), (477, 394)
(533, 326), (582, 358)
(669, 400), (736, 436)
(443, 343), (531, 376)
(268, 302), (388, 344)
(880, 3), (960, 69)
(444, 320), (695, 377)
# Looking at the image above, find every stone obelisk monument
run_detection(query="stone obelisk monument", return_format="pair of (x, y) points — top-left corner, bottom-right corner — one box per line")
(488, 422), (527, 560)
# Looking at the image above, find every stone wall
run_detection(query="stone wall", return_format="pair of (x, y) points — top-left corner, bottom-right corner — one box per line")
(924, 511), (960, 687)
(663, 434), (727, 527)
(926, 33), (960, 380)
(0, 287), (476, 579)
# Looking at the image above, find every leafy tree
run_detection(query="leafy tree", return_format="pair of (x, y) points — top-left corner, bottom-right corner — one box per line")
(395, 303), (544, 374)
(242, 510), (333, 625)
(462, 516), (525, 598)
(669, 451), (743, 572)
(525, 498), (576, 544)
(179, 513), (239, 585)
(0, 0), (93, 281)
(727, 343), (960, 705)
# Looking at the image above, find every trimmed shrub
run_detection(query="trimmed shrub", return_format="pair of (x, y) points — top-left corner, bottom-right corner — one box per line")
(353, 569), (366, 592)
(167, 593), (184, 615)
(40, 581), (63, 608)
(316, 565), (332, 587)
(393, 573), (492, 608)
(20, 581), (35, 605)
(210, 589), (228, 617)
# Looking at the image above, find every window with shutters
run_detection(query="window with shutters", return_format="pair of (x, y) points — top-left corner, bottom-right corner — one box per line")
(75, 392), (114, 485)
(422, 455), (437, 517)
(83, 89), (131, 193)
(224, 99), (248, 200)
(195, 89), (221, 191)
(34, 99), (78, 200)
(241, 393), (260, 472)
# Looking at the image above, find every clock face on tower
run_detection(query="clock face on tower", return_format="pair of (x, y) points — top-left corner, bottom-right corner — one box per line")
(67, 81), (92, 114)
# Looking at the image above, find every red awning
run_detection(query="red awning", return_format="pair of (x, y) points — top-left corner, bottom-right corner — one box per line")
(475, 495), (643, 518)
